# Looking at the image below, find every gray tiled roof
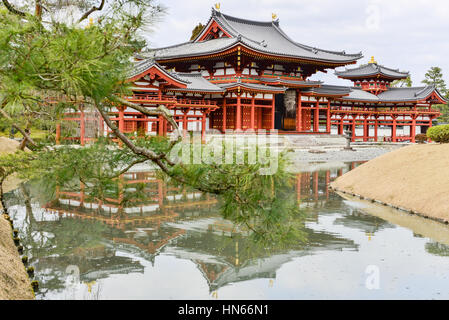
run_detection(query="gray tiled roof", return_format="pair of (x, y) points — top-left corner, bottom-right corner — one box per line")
(301, 85), (447, 103)
(213, 11), (362, 63)
(341, 88), (379, 101)
(128, 59), (188, 84)
(335, 63), (409, 80)
(141, 37), (239, 61)
(217, 82), (287, 93)
(129, 59), (224, 93)
(301, 85), (351, 96)
(339, 86), (447, 103)
(142, 9), (362, 64)
(259, 78), (322, 86)
(170, 72), (225, 93)
(377, 86), (446, 102)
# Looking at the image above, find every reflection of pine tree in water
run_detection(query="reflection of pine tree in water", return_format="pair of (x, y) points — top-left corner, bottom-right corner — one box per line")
(425, 242), (449, 257)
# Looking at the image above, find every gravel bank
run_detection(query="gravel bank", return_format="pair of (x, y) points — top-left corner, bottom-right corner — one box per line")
(331, 144), (449, 223)
(290, 145), (403, 163)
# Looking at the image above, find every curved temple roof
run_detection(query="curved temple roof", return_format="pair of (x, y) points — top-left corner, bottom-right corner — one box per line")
(142, 8), (363, 65)
(129, 60), (224, 93)
(335, 63), (410, 80)
(341, 86), (446, 103)
(301, 85), (447, 103)
(217, 81), (287, 93)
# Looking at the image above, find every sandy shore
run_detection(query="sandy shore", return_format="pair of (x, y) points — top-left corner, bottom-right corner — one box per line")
(331, 144), (449, 223)
(0, 216), (35, 300)
(0, 138), (34, 300)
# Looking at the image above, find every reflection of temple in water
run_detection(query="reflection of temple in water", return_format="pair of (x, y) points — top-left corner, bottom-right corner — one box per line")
(34, 165), (397, 293)
(295, 162), (365, 205)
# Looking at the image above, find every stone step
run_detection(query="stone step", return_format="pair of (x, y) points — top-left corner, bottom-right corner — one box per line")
(283, 135), (346, 147)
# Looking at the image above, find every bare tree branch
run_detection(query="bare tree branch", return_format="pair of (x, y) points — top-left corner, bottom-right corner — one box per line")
(1, 0), (26, 16)
(78, 0), (105, 23)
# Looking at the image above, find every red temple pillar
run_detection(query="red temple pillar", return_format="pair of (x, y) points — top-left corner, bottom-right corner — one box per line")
(391, 116), (397, 142)
(118, 107), (125, 133)
(351, 116), (356, 142)
(326, 100), (331, 133)
(271, 95), (275, 130)
(250, 94), (256, 130)
(411, 115), (417, 143)
(363, 115), (369, 142)
(313, 171), (319, 202)
(236, 95), (242, 131)
(201, 113), (206, 143)
(183, 110), (188, 138)
(80, 107), (86, 146)
(222, 98), (227, 133)
(296, 90), (302, 132)
(338, 116), (344, 135)
(374, 116), (378, 142)
(56, 123), (61, 145)
(158, 115), (164, 136)
(314, 101), (319, 132)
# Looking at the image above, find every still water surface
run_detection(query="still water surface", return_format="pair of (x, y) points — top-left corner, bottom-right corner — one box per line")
(6, 162), (449, 300)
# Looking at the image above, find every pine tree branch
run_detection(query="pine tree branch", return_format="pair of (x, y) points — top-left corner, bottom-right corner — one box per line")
(78, 0), (105, 23)
(1, 0), (26, 16)
(95, 101), (227, 195)
(0, 107), (38, 149)
(109, 96), (183, 153)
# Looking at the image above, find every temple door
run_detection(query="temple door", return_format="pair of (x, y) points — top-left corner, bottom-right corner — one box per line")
(302, 109), (312, 131)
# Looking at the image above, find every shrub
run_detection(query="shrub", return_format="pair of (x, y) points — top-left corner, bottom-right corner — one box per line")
(427, 125), (449, 143)
(415, 134), (428, 143)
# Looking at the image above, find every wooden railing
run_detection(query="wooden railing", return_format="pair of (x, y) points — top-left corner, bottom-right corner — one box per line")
(126, 94), (177, 102)
(125, 95), (217, 108)
(176, 98), (217, 106)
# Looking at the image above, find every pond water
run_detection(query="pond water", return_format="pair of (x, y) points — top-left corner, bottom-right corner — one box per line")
(6, 161), (449, 300)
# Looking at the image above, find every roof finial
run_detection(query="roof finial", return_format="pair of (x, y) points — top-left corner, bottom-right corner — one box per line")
(86, 17), (94, 28)
(272, 13), (278, 21)
(215, 3), (221, 12)
(369, 56), (377, 64)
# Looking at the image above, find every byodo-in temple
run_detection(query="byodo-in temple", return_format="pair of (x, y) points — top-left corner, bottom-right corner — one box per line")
(60, 7), (447, 144)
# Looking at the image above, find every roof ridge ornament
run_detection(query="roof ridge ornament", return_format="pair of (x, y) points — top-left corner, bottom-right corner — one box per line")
(215, 3), (220, 12)
(368, 56), (377, 64)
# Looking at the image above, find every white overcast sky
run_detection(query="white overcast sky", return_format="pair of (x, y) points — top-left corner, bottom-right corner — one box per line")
(145, 0), (449, 87)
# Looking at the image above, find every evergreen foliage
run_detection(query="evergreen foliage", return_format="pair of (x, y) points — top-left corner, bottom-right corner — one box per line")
(0, 1), (306, 244)
(422, 67), (448, 123)
(426, 124), (449, 143)
(190, 23), (205, 40)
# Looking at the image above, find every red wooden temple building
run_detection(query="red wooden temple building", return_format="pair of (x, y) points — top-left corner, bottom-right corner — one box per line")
(61, 7), (447, 144)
